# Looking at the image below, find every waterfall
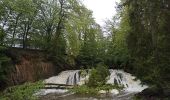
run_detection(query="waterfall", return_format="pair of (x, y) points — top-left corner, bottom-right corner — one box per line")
(107, 70), (148, 92)
(44, 70), (80, 85)
(44, 69), (147, 92)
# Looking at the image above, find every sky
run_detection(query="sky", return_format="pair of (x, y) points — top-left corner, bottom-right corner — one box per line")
(83, 0), (120, 26)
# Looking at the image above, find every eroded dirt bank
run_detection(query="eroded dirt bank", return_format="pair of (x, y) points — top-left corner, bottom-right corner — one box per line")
(6, 48), (57, 86)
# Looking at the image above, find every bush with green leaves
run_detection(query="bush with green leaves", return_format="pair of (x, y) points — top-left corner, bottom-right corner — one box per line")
(0, 46), (11, 89)
(71, 64), (124, 95)
(71, 84), (124, 95)
(0, 81), (44, 100)
(71, 85), (98, 95)
(87, 64), (110, 87)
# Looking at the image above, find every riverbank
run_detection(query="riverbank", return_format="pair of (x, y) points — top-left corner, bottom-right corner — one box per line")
(1, 48), (56, 89)
(134, 87), (170, 100)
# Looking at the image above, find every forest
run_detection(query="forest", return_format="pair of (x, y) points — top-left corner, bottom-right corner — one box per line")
(0, 0), (170, 100)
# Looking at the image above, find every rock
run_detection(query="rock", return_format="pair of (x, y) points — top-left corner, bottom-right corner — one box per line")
(135, 87), (170, 99)
(99, 89), (119, 94)
(163, 88), (170, 97)
(99, 90), (107, 94)
(110, 89), (119, 94)
(137, 87), (163, 97)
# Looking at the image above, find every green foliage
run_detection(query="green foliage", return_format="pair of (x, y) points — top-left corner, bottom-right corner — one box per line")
(71, 84), (123, 95)
(97, 84), (124, 92)
(0, 0), (105, 76)
(125, 0), (170, 88)
(87, 64), (110, 87)
(71, 64), (124, 95)
(0, 81), (44, 100)
(80, 68), (88, 78)
(0, 18), (11, 88)
(104, 7), (130, 69)
(0, 0), (107, 91)
(76, 25), (104, 68)
(0, 29), (5, 44)
(0, 46), (11, 89)
(71, 85), (98, 95)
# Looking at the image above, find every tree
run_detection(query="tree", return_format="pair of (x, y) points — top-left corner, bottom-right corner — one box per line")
(103, 6), (130, 69)
(77, 23), (104, 68)
(125, 0), (170, 88)
(88, 64), (110, 87)
(0, 27), (11, 89)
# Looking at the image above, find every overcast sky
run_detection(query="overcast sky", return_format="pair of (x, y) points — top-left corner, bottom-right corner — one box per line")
(83, 0), (120, 26)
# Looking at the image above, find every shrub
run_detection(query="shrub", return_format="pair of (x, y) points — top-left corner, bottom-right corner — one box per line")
(0, 46), (11, 89)
(98, 84), (124, 92)
(71, 64), (124, 95)
(71, 85), (98, 95)
(87, 64), (110, 87)
(71, 84), (124, 95)
(0, 81), (44, 100)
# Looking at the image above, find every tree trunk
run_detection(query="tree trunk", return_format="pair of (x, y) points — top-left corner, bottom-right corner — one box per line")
(11, 15), (20, 47)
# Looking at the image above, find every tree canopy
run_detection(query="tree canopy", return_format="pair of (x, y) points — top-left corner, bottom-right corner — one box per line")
(0, 0), (170, 93)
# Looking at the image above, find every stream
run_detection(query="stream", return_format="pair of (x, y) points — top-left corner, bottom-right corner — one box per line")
(37, 70), (148, 100)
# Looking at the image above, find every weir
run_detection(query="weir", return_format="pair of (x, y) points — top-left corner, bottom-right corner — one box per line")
(44, 69), (147, 92)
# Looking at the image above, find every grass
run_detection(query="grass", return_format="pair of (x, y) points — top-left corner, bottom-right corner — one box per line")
(70, 85), (98, 95)
(0, 81), (44, 100)
(70, 84), (124, 95)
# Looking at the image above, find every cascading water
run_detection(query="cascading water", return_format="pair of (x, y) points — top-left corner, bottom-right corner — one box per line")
(37, 69), (148, 98)
(44, 70), (80, 85)
(107, 70), (148, 92)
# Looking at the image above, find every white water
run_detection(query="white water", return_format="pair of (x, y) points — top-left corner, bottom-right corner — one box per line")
(107, 70), (148, 92)
(39, 69), (147, 96)
(36, 89), (69, 96)
(44, 70), (80, 85)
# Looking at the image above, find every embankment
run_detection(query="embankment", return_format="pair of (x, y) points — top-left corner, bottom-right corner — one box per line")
(5, 48), (57, 86)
